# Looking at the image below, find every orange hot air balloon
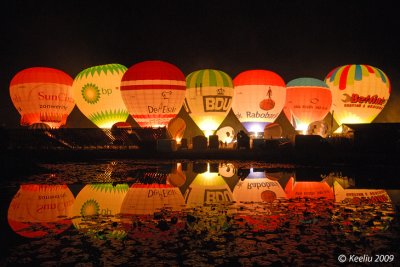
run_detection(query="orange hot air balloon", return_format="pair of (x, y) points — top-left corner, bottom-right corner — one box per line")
(324, 64), (391, 132)
(120, 60), (186, 128)
(232, 70), (286, 135)
(8, 184), (75, 238)
(284, 78), (332, 133)
(9, 67), (75, 128)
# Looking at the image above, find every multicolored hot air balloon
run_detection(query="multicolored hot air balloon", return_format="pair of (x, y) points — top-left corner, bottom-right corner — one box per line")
(120, 60), (186, 128)
(72, 64), (129, 129)
(232, 70), (286, 136)
(184, 69), (234, 136)
(324, 64), (391, 132)
(9, 67), (75, 128)
(284, 77), (332, 133)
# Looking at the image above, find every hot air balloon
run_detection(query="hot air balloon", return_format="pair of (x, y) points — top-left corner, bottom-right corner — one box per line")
(284, 78), (332, 134)
(71, 183), (129, 239)
(8, 184), (74, 238)
(120, 60), (186, 128)
(72, 64), (129, 129)
(232, 70), (286, 137)
(9, 67), (75, 128)
(184, 69), (234, 136)
(324, 64), (391, 132)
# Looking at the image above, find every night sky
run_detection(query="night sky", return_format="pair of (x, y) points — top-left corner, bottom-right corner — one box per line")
(1, 0), (399, 129)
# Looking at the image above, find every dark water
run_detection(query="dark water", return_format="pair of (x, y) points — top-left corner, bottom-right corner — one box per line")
(1, 159), (399, 266)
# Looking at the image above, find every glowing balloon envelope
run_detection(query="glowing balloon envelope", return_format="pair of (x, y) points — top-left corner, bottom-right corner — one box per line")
(324, 64), (391, 132)
(72, 64), (129, 129)
(284, 77), (332, 133)
(8, 184), (74, 238)
(232, 70), (286, 135)
(9, 67), (75, 128)
(120, 60), (186, 128)
(184, 69), (234, 136)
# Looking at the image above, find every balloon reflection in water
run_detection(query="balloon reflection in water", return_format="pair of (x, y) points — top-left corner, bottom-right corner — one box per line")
(333, 182), (395, 236)
(285, 177), (334, 199)
(71, 183), (129, 239)
(8, 184), (74, 238)
(183, 163), (235, 239)
(233, 168), (287, 232)
(184, 163), (234, 207)
(167, 162), (186, 187)
(120, 177), (186, 240)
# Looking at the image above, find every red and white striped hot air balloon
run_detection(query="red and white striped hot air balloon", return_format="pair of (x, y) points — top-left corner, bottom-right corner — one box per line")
(9, 67), (75, 128)
(120, 60), (186, 128)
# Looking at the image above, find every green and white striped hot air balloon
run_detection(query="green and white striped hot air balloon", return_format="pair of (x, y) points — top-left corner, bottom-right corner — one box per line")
(72, 64), (129, 128)
(184, 69), (234, 136)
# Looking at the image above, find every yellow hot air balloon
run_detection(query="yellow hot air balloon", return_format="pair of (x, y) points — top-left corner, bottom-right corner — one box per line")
(184, 69), (234, 136)
(9, 67), (75, 128)
(324, 64), (391, 132)
(72, 64), (129, 129)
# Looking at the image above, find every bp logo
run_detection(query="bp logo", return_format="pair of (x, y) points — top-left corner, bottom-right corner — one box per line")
(80, 199), (100, 217)
(82, 83), (100, 104)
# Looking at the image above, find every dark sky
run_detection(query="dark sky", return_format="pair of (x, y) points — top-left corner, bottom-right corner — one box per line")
(1, 0), (399, 128)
